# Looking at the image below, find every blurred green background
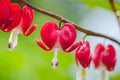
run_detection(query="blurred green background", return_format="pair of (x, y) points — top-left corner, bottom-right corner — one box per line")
(0, 0), (120, 80)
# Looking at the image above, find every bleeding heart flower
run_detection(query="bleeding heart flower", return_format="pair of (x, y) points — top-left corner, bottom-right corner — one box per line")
(0, 0), (38, 50)
(0, 3), (37, 50)
(36, 21), (78, 68)
(0, 0), (22, 31)
(75, 41), (92, 68)
(93, 44), (116, 71)
(8, 5), (38, 50)
(0, 0), (17, 30)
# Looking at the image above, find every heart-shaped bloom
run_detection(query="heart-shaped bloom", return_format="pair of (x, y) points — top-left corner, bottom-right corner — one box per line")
(75, 41), (92, 68)
(0, 0), (14, 30)
(8, 6), (38, 50)
(0, 0), (37, 50)
(36, 21), (78, 68)
(93, 44), (116, 71)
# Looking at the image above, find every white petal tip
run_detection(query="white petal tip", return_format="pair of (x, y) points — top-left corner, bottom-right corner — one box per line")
(51, 61), (58, 68)
(8, 31), (19, 51)
(8, 43), (14, 51)
(51, 48), (59, 68)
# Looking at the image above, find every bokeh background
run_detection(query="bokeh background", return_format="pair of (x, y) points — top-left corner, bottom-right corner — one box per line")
(0, 0), (120, 80)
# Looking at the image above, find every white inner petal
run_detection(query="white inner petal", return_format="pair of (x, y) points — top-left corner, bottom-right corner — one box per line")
(8, 31), (19, 51)
(76, 68), (86, 80)
(51, 48), (59, 68)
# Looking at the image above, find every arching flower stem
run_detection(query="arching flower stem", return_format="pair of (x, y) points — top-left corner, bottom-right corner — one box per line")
(81, 35), (88, 43)
(109, 0), (120, 26)
(19, 0), (120, 46)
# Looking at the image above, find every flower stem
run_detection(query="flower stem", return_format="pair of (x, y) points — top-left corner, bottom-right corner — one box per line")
(109, 0), (120, 26)
(19, 0), (120, 46)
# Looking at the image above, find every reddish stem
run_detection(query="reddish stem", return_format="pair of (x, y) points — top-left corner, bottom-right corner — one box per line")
(109, 0), (120, 26)
(19, 0), (120, 45)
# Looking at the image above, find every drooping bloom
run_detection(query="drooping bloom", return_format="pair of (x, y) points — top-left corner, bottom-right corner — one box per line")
(0, 0), (20, 31)
(8, 6), (38, 50)
(36, 21), (78, 68)
(0, 0), (37, 50)
(75, 40), (92, 80)
(75, 40), (92, 68)
(93, 43), (116, 71)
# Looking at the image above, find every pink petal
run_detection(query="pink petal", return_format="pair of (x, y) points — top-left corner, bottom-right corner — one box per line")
(0, 0), (11, 4)
(36, 39), (51, 51)
(4, 3), (21, 32)
(59, 23), (76, 51)
(24, 24), (38, 36)
(75, 41), (92, 68)
(75, 41), (83, 65)
(0, 2), (10, 28)
(93, 43), (104, 69)
(101, 44), (116, 71)
(64, 42), (79, 52)
(0, 18), (13, 31)
(21, 6), (34, 34)
(40, 21), (59, 50)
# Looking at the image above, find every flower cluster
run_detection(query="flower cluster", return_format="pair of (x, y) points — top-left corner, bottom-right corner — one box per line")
(36, 21), (117, 71)
(0, 0), (38, 50)
(0, 0), (117, 79)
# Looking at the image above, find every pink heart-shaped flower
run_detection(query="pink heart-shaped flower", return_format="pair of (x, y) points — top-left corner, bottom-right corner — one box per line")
(0, 0), (38, 50)
(75, 41), (92, 68)
(36, 21), (77, 68)
(93, 44), (116, 71)
(101, 44), (116, 71)
(36, 21), (77, 52)
(93, 44), (104, 68)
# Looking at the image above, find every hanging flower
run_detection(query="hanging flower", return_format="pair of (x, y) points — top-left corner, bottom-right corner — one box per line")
(36, 21), (78, 68)
(0, 0), (20, 31)
(75, 40), (92, 68)
(8, 6), (38, 51)
(75, 40), (92, 80)
(93, 43), (116, 71)
(0, 0), (38, 50)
